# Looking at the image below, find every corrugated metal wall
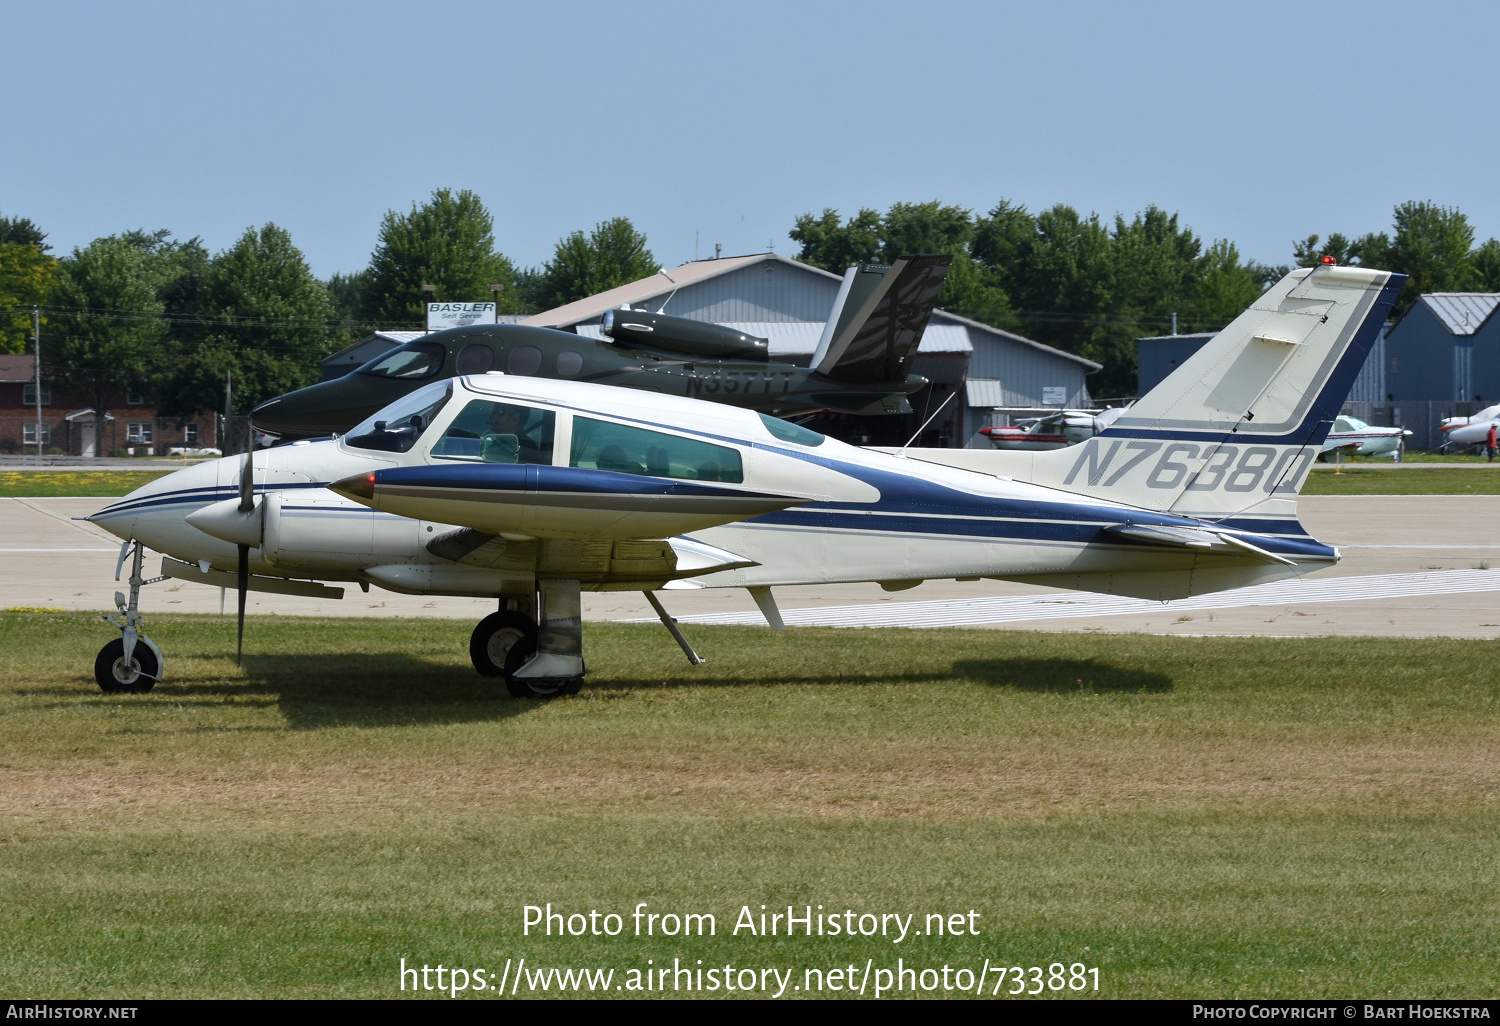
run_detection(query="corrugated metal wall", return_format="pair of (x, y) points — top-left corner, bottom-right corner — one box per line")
(664, 263), (842, 322)
(1344, 325), (1387, 403)
(1387, 305), (1455, 400)
(960, 320), (1093, 440)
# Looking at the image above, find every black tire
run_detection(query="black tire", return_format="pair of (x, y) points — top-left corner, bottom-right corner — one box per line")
(501, 644), (585, 700)
(94, 638), (159, 694)
(470, 611), (537, 678)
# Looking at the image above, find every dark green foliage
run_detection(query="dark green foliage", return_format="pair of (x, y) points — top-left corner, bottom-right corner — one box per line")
(788, 207), (884, 273)
(1471, 238), (1500, 293)
(359, 188), (520, 326)
(47, 235), (172, 452)
(531, 217), (658, 308)
(0, 211), (50, 252)
(792, 200), (1266, 397)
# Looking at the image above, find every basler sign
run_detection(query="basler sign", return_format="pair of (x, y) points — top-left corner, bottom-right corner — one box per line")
(427, 302), (496, 330)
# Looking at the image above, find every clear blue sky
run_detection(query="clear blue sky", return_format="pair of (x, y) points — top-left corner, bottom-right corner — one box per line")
(4, 0), (1496, 278)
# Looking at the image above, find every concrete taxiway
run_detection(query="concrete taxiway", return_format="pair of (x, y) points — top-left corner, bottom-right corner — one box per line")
(1, 495), (1497, 638)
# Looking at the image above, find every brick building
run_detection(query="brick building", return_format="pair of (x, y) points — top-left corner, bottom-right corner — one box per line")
(0, 354), (218, 457)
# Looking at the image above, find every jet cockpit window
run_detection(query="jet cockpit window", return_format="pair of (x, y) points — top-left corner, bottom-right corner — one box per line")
(345, 383), (452, 453)
(758, 412), (825, 447)
(358, 341), (446, 380)
(570, 417), (744, 483)
(455, 344), (495, 375)
(430, 399), (555, 465)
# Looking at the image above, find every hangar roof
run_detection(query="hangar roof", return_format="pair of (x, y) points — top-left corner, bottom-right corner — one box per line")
(522, 254), (832, 329)
(1418, 293), (1500, 336)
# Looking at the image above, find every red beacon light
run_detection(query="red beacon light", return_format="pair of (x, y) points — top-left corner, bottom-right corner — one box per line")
(1321, 255), (1337, 265)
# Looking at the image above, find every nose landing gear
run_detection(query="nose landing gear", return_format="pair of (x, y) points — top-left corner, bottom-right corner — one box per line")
(96, 540), (166, 694)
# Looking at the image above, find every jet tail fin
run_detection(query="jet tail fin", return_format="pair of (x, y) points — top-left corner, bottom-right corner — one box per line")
(811, 254), (951, 383)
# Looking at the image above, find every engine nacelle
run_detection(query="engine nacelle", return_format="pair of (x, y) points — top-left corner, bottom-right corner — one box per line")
(602, 308), (769, 362)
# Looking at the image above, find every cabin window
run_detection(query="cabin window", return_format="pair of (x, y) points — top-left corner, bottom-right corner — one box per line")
(507, 346), (543, 376)
(455, 344), (495, 376)
(345, 386), (451, 453)
(430, 399), (555, 465)
(358, 341), (446, 380)
(570, 417), (743, 483)
(557, 351), (583, 376)
(758, 413), (825, 447)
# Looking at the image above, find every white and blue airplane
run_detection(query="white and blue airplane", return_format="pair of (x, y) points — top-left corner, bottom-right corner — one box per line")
(84, 263), (1404, 697)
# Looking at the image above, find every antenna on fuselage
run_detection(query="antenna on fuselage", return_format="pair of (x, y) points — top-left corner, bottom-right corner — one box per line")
(655, 269), (679, 314)
(896, 390), (956, 458)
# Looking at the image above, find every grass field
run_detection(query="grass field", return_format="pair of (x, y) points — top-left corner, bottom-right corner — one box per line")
(0, 471), (173, 497)
(1302, 466), (1500, 495)
(1, 612), (1495, 999)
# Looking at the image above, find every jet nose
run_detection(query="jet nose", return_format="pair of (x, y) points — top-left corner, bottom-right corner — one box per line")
(250, 377), (378, 439)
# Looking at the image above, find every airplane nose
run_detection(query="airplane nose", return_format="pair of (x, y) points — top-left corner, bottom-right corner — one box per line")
(249, 378), (381, 438)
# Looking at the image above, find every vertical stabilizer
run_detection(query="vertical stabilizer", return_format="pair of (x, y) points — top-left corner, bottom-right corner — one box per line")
(1021, 264), (1404, 524)
(811, 255), (951, 383)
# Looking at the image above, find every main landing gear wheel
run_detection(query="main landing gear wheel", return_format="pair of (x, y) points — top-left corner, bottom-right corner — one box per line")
(470, 611), (538, 678)
(94, 638), (159, 694)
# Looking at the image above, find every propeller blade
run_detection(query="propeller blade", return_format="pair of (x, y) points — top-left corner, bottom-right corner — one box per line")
(238, 450), (254, 513)
(236, 432), (253, 663)
(236, 542), (248, 664)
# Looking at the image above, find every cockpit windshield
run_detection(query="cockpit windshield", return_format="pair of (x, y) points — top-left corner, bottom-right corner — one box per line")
(358, 341), (446, 379)
(345, 381), (452, 452)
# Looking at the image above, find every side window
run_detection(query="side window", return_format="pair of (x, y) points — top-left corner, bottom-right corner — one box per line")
(431, 399), (555, 465)
(359, 341), (446, 380)
(455, 344), (495, 375)
(557, 350), (583, 376)
(508, 346), (543, 376)
(569, 417), (743, 483)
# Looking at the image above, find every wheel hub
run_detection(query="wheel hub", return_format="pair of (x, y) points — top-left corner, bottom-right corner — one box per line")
(111, 657), (142, 686)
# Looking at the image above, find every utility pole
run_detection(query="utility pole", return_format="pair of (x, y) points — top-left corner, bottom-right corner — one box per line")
(224, 369), (232, 454)
(421, 284), (437, 333)
(490, 283), (504, 323)
(31, 306), (42, 464)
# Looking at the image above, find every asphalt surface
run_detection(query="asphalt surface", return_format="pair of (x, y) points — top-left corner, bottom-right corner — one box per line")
(2, 495), (1498, 638)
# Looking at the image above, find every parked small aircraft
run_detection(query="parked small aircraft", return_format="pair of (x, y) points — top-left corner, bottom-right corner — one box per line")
(249, 256), (952, 440)
(1318, 414), (1410, 460)
(979, 408), (1124, 450)
(1439, 403), (1500, 451)
(84, 263), (1403, 698)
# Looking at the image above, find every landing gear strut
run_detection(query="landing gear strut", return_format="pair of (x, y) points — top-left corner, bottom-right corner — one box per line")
(96, 540), (165, 693)
(469, 581), (584, 698)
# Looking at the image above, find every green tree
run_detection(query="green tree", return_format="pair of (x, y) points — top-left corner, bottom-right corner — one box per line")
(0, 211), (58, 354)
(788, 207), (883, 273)
(1387, 200), (1476, 310)
(361, 189), (519, 326)
(159, 224), (335, 417)
(0, 243), (59, 355)
(48, 235), (170, 455)
(1471, 238), (1500, 292)
(1184, 240), (1263, 327)
(535, 217), (658, 308)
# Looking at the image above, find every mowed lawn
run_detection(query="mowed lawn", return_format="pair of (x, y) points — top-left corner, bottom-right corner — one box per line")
(0, 613), (1495, 999)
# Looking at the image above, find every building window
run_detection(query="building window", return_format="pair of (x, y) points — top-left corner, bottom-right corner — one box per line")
(127, 422), (154, 443)
(22, 423), (51, 447)
(22, 384), (51, 405)
(126, 391), (146, 405)
(183, 423), (200, 445)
